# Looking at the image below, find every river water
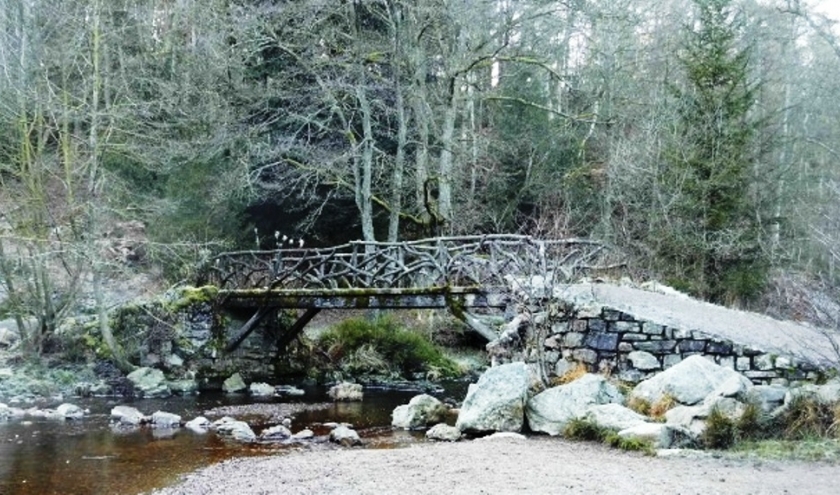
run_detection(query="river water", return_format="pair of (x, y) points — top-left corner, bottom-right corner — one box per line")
(0, 385), (460, 495)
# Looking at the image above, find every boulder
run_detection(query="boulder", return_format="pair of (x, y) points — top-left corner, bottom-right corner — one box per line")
(328, 382), (363, 401)
(275, 385), (305, 397)
(111, 405), (146, 425)
(746, 385), (787, 412)
(223, 373), (247, 393)
(665, 396), (745, 440)
(260, 424), (292, 441)
(617, 423), (674, 449)
(425, 423), (462, 442)
(584, 404), (648, 431)
(455, 362), (531, 434)
(330, 425), (362, 447)
(56, 403), (85, 420)
(627, 351), (660, 371)
(249, 382), (275, 397)
(185, 416), (211, 432)
(126, 367), (171, 398)
(391, 394), (449, 429)
(213, 417), (256, 442)
(151, 411), (182, 428)
(292, 429), (314, 440)
(526, 374), (623, 436)
(630, 355), (752, 406)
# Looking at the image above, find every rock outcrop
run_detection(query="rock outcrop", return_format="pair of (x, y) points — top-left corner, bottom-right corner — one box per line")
(630, 355), (752, 405)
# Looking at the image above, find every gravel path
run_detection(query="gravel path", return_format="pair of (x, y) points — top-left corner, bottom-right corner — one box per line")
(153, 436), (839, 495)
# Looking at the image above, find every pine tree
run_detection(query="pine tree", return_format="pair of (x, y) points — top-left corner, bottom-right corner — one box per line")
(660, 0), (767, 303)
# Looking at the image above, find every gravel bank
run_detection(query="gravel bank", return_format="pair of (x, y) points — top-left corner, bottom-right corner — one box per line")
(153, 436), (839, 495)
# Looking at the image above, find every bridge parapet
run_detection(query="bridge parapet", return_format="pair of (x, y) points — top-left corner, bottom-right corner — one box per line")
(202, 235), (616, 292)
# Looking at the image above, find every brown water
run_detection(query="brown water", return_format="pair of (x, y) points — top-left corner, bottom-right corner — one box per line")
(0, 386), (453, 495)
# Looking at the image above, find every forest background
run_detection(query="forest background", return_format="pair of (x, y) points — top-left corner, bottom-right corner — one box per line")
(3, 0), (840, 355)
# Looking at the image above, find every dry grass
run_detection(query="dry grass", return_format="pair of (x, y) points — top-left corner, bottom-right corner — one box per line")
(551, 362), (589, 386)
(649, 394), (678, 419)
(627, 396), (651, 416)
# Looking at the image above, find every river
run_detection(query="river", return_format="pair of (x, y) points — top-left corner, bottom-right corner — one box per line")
(0, 385), (461, 495)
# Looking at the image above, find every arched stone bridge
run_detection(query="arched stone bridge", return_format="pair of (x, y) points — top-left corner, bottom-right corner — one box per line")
(200, 235), (618, 351)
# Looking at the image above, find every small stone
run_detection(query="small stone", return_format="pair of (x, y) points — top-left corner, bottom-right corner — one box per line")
(56, 403), (84, 420)
(292, 429), (314, 440)
(275, 385), (305, 397)
(662, 354), (682, 369)
(736, 357), (750, 371)
(328, 382), (363, 401)
(330, 425), (362, 447)
(572, 349), (598, 364)
(185, 416), (211, 432)
(151, 411), (182, 428)
(641, 322), (664, 336)
(425, 423), (462, 442)
(260, 424), (292, 440)
(249, 382), (275, 397)
(111, 405), (146, 426)
(563, 332), (585, 347)
(754, 354), (775, 371)
(223, 373), (247, 393)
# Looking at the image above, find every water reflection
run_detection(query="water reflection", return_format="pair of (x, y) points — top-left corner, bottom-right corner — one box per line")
(0, 385), (464, 495)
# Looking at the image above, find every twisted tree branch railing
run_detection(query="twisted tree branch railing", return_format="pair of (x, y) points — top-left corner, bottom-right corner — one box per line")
(200, 235), (622, 292)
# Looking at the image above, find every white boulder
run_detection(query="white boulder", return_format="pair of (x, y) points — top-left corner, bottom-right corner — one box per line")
(630, 355), (752, 406)
(455, 362), (531, 434)
(151, 411), (182, 428)
(222, 373), (247, 393)
(330, 425), (362, 446)
(111, 405), (146, 426)
(392, 394), (448, 430)
(526, 374), (623, 436)
(425, 423), (462, 442)
(249, 382), (275, 397)
(56, 403), (85, 420)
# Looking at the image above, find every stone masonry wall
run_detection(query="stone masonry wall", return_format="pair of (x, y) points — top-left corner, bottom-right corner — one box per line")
(543, 305), (825, 386)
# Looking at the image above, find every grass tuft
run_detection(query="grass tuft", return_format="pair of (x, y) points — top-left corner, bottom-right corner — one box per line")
(702, 405), (737, 449)
(551, 362), (589, 386)
(564, 418), (654, 455)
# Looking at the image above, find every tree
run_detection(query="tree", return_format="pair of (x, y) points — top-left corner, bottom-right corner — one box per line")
(658, 0), (768, 302)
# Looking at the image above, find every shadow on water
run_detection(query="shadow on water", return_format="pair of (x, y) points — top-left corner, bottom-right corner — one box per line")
(0, 383), (467, 495)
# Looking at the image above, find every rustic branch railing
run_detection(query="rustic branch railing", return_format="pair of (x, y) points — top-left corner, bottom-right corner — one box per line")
(201, 235), (620, 292)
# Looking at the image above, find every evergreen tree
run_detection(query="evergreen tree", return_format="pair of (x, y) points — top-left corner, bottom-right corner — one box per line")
(659, 0), (767, 303)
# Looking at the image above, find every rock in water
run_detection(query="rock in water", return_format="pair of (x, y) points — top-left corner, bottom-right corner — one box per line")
(185, 416), (211, 433)
(455, 362), (530, 434)
(425, 423), (462, 442)
(329, 425), (362, 447)
(328, 382), (363, 401)
(126, 367), (171, 398)
(151, 411), (182, 428)
(111, 405), (146, 425)
(275, 385), (305, 397)
(260, 424), (292, 441)
(223, 373), (247, 393)
(213, 417), (256, 442)
(630, 355), (752, 406)
(56, 403), (85, 420)
(249, 382), (275, 397)
(526, 374), (623, 436)
(391, 394), (448, 429)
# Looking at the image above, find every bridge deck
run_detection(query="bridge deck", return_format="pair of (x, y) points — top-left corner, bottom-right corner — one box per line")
(219, 286), (508, 310)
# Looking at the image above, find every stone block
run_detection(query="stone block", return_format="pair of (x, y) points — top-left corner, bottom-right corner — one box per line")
(563, 332), (585, 348)
(577, 305), (602, 318)
(632, 340), (677, 354)
(570, 319), (588, 332)
(610, 321), (639, 333)
(544, 351), (561, 364)
(670, 327), (691, 339)
(641, 322), (664, 336)
(736, 357), (750, 371)
(742, 347), (763, 356)
(544, 334), (563, 349)
(755, 354), (775, 371)
(588, 319), (607, 332)
(662, 354), (682, 369)
(743, 370), (778, 380)
(706, 341), (733, 354)
(628, 351), (660, 371)
(585, 332), (619, 351)
(678, 340), (706, 353)
(718, 356), (735, 369)
(775, 356), (793, 369)
(618, 342), (633, 352)
(602, 309), (622, 321)
(572, 349), (598, 364)
(622, 333), (648, 341)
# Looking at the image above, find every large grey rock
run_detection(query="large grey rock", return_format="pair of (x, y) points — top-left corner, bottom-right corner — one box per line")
(260, 424), (292, 441)
(628, 351), (660, 371)
(56, 403), (85, 420)
(455, 362), (531, 434)
(425, 423), (462, 442)
(391, 394), (448, 429)
(111, 405), (146, 425)
(746, 385), (787, 412)
(222, 373), (247, 393)
(213, 417), (256, 442)
(249, 382), (275, 397)
(330, 425), (362, 446)
(630, 355), (752, 406)
(127, 367), (171, 398)
(617, 423), (674, 449)
(526, 374), (623, 436)
(328, 382), (363, 401)
(185, 416), (211, 433)
(665, 395), (745, 440)
(584, 404), (648, 431)
(151, 411), (182, 428)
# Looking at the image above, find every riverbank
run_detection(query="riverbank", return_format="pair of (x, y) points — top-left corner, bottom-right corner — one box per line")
(152, 435), (840, 495)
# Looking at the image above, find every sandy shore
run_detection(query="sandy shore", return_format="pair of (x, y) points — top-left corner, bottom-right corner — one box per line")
(152, 436), (839, 495)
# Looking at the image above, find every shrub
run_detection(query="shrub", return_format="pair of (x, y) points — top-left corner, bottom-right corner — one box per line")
(780, 395), (838, 440)
(702, 405), (737, 449)
(316, 317), (462, 379)
(564, 418), (654, 455)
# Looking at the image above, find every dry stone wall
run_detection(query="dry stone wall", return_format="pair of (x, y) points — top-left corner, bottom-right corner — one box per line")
(544, 306), (825, 386)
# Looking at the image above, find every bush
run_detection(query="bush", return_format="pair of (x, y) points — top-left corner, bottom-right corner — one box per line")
(316, 317), (462, 379)
(702, 405), (737, 449)
(563, 418), (654, 455)
(780, 395), (839, 440)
